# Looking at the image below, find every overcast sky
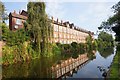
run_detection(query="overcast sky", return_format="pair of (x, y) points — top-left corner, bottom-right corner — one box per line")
(2, 0), (119, 34)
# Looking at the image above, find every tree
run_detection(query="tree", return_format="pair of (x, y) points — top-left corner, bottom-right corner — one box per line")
(86, 35), (93, 50)
(2, 23), (29, 46)
(0, 1), (8, 23)
(27, 2), (53, 55)
(99, 1), (120, 41)
(97, 31), (114, 47)
(86, 35), (92, 45)
(2, 23), (9, 41)
(98, 31), (113, 42)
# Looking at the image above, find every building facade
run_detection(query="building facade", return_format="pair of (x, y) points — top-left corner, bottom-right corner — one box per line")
(51, 18), (94, 44)
(9, 10), (28, 31)
(9, 10), (94, 44)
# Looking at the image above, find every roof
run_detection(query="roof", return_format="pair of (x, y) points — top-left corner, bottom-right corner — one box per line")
(9, 12), (28, 20)
(20, 10), (28, 17)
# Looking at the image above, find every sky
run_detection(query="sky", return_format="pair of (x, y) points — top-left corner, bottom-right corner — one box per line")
(1, 0), (120, 34)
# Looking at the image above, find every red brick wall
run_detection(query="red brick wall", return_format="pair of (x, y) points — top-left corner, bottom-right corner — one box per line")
(10, 17), (25, 31)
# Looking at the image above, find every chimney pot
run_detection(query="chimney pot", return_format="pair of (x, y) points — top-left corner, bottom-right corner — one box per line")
(51, 16), (53, 20)
(61, 20), (63, 25)
(14, 10), (16, 14)
(19, 10), (21, 14)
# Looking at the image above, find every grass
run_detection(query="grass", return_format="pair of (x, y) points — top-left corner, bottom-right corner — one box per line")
(0, 57), (2, 65)
(109, 45), (120, 79)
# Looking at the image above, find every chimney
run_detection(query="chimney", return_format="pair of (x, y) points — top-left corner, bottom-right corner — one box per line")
(19, 10), (21, 14)
(61, 20), (63, 25)
(51, 16), (54, 22)
(51, 16), (53, 20)
(57, 18), (58, 23)
(14, 10), (16, 14)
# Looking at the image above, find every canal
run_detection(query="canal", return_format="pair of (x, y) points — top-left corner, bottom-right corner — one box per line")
(2, 47), (116, 79)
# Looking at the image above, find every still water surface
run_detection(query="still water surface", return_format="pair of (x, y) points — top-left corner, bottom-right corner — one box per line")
(2, 47), (116, 79)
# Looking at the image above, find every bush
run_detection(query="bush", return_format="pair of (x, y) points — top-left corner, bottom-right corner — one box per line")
(52, 43), (61, 55)
(78, 43), (86, 54)
(2, 23), (10, 41)
(2, 23), (30, 46)
(71, 42), (78, 48)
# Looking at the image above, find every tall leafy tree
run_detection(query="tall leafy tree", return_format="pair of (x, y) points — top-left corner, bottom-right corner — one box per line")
(27, 2), (53, 55)
(0, 1), (8, 23)
(97, 31), (114, 47)
(99, 1), (120, 41)
(98, 31), (113, 43)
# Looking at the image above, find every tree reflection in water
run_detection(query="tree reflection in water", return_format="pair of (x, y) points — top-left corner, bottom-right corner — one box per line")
(2, 50), (96, 78)
(98, 47), (114, 58)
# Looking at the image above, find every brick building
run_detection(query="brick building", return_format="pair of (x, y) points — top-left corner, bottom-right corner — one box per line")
(9, 10), (28, 31)
(9, 10), (94, 44)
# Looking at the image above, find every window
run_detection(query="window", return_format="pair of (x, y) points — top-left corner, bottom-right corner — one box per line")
(16, 19), (21, 24)
(59, 34), (61, 38)
(64, 34), (66, 38)
(54, 34), (57, 38)
(14, 25), (18, 29)
(54, 25), (58, 32)
(67, 28), (70, 33)
(59, 26), (62, 32)
(63, 28), (65, 33)
(68, 35), (69, 38)
(62, 41), (64, 44)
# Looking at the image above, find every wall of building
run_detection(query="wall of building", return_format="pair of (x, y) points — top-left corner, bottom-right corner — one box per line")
(9, 11), (93, 44)
(52, 22), (89, 44)
(9, 11), (27, 31)
(11, 17), (25, 30)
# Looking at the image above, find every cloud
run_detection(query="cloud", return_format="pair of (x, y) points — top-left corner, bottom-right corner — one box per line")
(2, 0), (119, 2)
(46, 1), (66, 20)
(77, 2), (115, 32)
(1, 0), (28, 2)
(88, 3), (114, 19)
(20, 2), (27, 11)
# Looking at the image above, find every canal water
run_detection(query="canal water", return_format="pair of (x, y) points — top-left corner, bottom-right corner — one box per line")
(2, 47), (116, 79)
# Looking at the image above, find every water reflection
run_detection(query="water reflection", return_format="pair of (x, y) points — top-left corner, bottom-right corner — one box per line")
(2, 50), (96, 79)
(2, 47), (116, 79)
(51, 53), (90, 78)
(98, 47), (114, 58)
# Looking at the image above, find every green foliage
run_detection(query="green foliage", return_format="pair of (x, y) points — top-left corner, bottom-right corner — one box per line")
(71, 42), (78, 48)
(98, 31), (113, 42)
(2, 41), (40, 65)
(98, 47), (114, 58)
(0, 1), (8, 23)
(97, 31), (114, 48)
(87, 50), (96, 60)
(1, 23), (9, 41)
(86, 35), (93, 50)
(2, 24), (29, 46)
(1, 23), (37, 65)
(63, 44), (72, 50)
(27, 2), (53, 55)
(56, 42), (91, 55)
(2, 2), (54, 65)
(78, 43), (86, 54)
(86, 35), (92, 45)
(92, 39), (98, 48)
(109, 45), (120, 78)
(52, 43), (61, 55)
(99, 1), (120, 41)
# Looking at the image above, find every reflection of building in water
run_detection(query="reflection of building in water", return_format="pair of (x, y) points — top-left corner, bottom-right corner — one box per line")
(51, 53), (90, 78)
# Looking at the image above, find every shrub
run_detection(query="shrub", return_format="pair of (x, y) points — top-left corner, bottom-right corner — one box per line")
(71, 42), (78, 48)
(52, 43), (61, 55)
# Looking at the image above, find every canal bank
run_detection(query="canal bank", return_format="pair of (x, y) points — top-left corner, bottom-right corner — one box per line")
(2, 47), (116, 79)
(108, 45), (120, 79)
